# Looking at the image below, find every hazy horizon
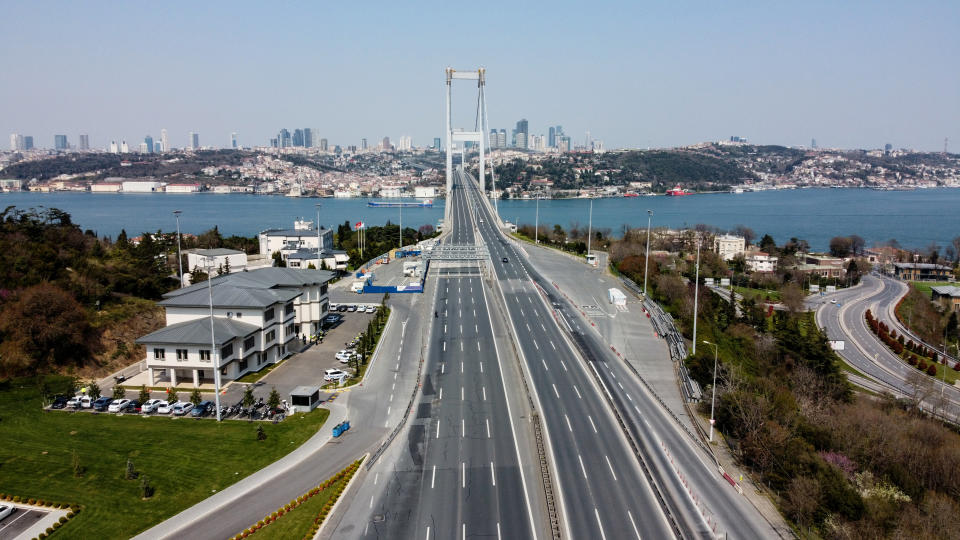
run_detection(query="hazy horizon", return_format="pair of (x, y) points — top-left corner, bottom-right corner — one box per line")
(2, 1), (957, 152)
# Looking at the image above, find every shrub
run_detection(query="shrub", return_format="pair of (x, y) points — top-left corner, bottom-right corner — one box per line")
(52, 522), (61, 529)
(67, 511), (75, 518)
(38, 534), (46, 540)
(908, 355), (918, 366)
(927, 364), (938, 376)
(918, 360), (928, 371)
(46, 527), (54, 535)
(59, 516), (68, 524)
(954, 362), (960, 371)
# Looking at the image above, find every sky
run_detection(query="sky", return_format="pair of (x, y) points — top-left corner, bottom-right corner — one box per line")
(1, 1), (958, 152)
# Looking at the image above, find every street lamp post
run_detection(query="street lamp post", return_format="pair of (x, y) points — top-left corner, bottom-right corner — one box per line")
(173, 210), (183, 287)
(692, 236), (701, 356)
(315, 203), (322, 268)
(643, 210), (652, 297)
(702, 340), (719, 442)
(204, 256), (222, 421)
(535, 194), (540, 245)
(586, 196), (593, 262)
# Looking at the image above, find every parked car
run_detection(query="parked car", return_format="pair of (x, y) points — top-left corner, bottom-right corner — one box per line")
(50, 395), (69, 409)
(324, 313), (343, 325)
(329, 303), (339, 311)
(92, 397), (114, 411)
(335, 349), (354, 362)
(502, 257), (508, 263)
(365, 306), (376, 313)
(191, 401), (214, 417)
(67, 395), (93, 409)
(337, 305), (348, 312)
(121, 400), (140, 413)
(171, 402), (195, 416)
(348, 305), (358, 312)
(108, 398), (131, 413)
(0, 505), (13, 522)
(324, 369), (347, 382)
(141, 399), (164, 413)
(156, 400), (174, 414)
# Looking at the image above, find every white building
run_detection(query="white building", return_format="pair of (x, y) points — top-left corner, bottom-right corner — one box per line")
(165, 183), (201, 193)
(285, 248), (350, 271)
(186, 248), (248, 277)
(746, 252), (778, 273)
(136, 268), (333, 386)
(259, 220), (334, 258)
(380, 185), (403, 198)
(714, 234), (746, 261)
(414, 186), (436, 198)
(122, 180), (164, 193)
(90, 183), (121, 193)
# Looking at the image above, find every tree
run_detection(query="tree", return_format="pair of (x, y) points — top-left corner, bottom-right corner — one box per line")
(165, 387), (178, 403)
(830, 236), (853, 258)
(849, 235), (865, 256)
(125, 458), (137, 480)
(138, 385), (150, 405)
(732, 225), (755, 246)
(268, 386), (281, 411)
(190, 266), (209, 283)
(0, 284), (98, 377)
(256, 424), (267, 441)
(784, 476), (821, 531)
(190, 387), (202, 405)
(759, 234), (777, 254)
(952, 236), (960, 263)
(242, 385), (255, 418)
(271, 251), (286, 267)
(88, 381), (101, 399)
(112, 385), (125, 400)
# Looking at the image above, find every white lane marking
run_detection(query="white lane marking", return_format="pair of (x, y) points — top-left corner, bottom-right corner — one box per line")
(431, 465), (437, 488)
(391, 382), (395, 391)
(610, 370), (617, 379)
(439, 387), (443, 400)
(533, 339), (539, 350)
(369, 495), (374, 508)
(460, 324), (463, 334)
(477, 342), (481, 351)
(389, 393), (393, 401)
(626, 394), (633, 402)
(552, 383), (559, 399)
(394, 372), (397, 380)
(565, 414), (573, 432)
(473, 309), (476, 317)
(578, 453), (588, 478)
(497, 522), (502, 540)
(475, 324), (478, 333)
(541, 358), (549, 371)
(605, 455), (618, 481)
(560, 360), (568, 372)
(444, 324), (447, 333)
(574, 385), (582, 399)
(462, 462), (466, 488)
(442, 363), (445, 374)
(387, 406), (391, 416)
(588, 415), (598, 433)
(526, 323), (531, 331)
(395, 363), (399, 370)
(459, 309), (462, 317)
(528, 297), (533, 304)
(480, 362), (484, 373)
(462, 418), (465, 438)
(617, 381), (624, 390)
(443, 342), (446, 352)
(374, 472), (379, 485)
(490, 462), (496, 486)
(483, 387), (487, 400)
(460, 342), (464, 352)
(461, 386), (464, 400)
(519, 308), (524, 316)
(463, 523), (466, 540)
(436, 420), (440, 439)
(486, 418), (491, 438)
(461, 361), (464, 373)
(541, 323), (547, 331)
(627, 511), (642, 539)
(594, 507), (608, 540)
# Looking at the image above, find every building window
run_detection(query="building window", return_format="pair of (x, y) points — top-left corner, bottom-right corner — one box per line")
(321, 301), (329, 314)
(321, 284), (328, 295)
(256, 353), (262, 365)
(286, 323), (295, 337)
(266, 330), (276, 343)
(154, 348), (165, 360)
(221, 343), (233, 359)
(285, 302), (294, 316)
(244, 336), (255, 351)
(176, 349), (188, 361)
(236, 312), (242, 318)
(239, 357), (248, 371)
(265, 308), (275, 322)
(200, 350), (211, 362)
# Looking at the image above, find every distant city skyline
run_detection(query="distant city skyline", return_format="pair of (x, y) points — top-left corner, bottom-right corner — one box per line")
(1, 2), (957, 152)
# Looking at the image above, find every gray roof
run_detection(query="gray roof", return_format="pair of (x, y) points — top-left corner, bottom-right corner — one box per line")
(287, 248), (346, 260)
(191, 248), (244, 256)
(893, 262), (951, 270)
(290, 386), (321, 396)
(260, 227), (330, 237)
(164, 267), (335, 301)
(136, 317), (259, 346)
(159, 282), (300, 309)
(931, 285), (960, 298)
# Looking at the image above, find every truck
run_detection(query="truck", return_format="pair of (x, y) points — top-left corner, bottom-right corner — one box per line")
(608, 287), (627, 307)
(351, 281), (365, 293)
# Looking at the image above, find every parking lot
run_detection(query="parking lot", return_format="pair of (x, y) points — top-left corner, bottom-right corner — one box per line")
(45, 306), (379, 421)
(0, 504), (63, 540)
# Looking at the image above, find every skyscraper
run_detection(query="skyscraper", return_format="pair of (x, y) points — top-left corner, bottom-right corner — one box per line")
(9, 134), (23, 151)
(121, 140), (129, 153)
(515, 119), (529, 149)
(381, 137), (391, 151)
(231, 132), (238, 149)
(110, 141), (119, 154)
(278, 129), (291, 148)
(78, 134), (89, 150)
(548, 126), (556, 148)
(320, 138), (328, 152)
(498, 130), (506, 148)
(434, 137), (442, 150)
(54, 134), (68, 150)
(23, 136), (33, 150)
(811, 138), (817, 149)
(160, 129), (168, 152)
(304, 128), (313, 148)
(515, 132), (528, 149)
(144, 135), (154, 153)
(293, 129), (304, 147)
(191, 132), (200, 150)
(361, 138), (368, 150)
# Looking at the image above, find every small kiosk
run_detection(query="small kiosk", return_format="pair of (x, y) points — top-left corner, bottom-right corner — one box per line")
(289, 386), (322, 414)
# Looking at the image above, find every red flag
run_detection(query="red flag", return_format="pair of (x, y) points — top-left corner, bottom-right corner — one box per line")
(355, 221), (362, 230)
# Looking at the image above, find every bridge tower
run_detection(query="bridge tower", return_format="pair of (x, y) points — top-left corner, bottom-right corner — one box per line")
(445, 67), (488, 218)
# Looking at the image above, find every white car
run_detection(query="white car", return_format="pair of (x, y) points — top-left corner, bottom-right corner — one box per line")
(335, 349), (354, 362)
(365, 306), (376, 313)
(107, 399), (131, 413)
(66, 395), (92, 409)
(141, 399), (165, 413)
(157, 401), (176, 414)
(171, 402), (195, 416)
(324, 369), (347, 382)
(0, 504), (13, 522)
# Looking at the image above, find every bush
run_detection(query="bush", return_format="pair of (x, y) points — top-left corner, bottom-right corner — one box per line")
(46, 527), (54, 535)
(52, 521), (61, 529)
(59, 516), (68, 524)
(927, 364), (938, 376)
(918, 360), (928, 371)
(908, 355), (918, 366)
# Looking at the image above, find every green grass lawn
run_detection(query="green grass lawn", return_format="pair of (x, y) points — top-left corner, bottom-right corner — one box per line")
(732, 286), (781, 302)
(250, 462), (357, 539)
(0, 376), (329, 539)
(909, 281), (955, 298)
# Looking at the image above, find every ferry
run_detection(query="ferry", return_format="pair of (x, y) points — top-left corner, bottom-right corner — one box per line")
(665, 185), (692, 196)
(367, 198), (434, 208)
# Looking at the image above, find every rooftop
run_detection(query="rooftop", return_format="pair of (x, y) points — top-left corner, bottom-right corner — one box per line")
(136, 316), (259, 346)
(190, 248), (244, 257)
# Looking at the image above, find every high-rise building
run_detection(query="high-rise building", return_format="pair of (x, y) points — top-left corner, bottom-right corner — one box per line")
(548, 126), (556, 148)
(434, 137), (442, 150)
(304, 128), (313, 148)
(78, 134), (90, 150)
(54, 134), (68, 150)
(398, 135), (412, 151)
(9, 134), (23, 151)
(231, 132), (238, 149)
(361, 138), (368, 150)
(139, 142), (149, 153)
(557, 136), (571, 152)
(515, 132), (528, 150)
(293, 129), (304, 147)
(121, 140), (130, 153)
(811, 138), (817, 149)
(498, 129), (506, 148)
(188, 132), (199, 150)
(23, 136), (33, 150)
(381, 137), (392, 151)
(884, 143), (893, 154)
(514, 119), (529, 149)
(110, 141), (119, 154)
(277, 129), (291, 148)
(144, 135), (154, 153)
(160, 129), (168, 152)
(320, 138), (329, 152)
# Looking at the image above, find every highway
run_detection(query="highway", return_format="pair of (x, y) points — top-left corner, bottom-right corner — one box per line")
(465, 170), (781, 539)
(814, 274), (960, 421)
(348, 167), (537, 539)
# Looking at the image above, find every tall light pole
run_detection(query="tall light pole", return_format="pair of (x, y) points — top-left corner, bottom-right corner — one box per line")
(535, 194), (540, 245)
(702, 340), (719, 442)
(643, 210), (652, 296)
(399, 203), (403, 249)
(586, 196), (593, 263)
(692, 236), (701, 356)
(204, 256), (222, 421)
(315, 203), (322, 269)
(173, 210), (183, 287)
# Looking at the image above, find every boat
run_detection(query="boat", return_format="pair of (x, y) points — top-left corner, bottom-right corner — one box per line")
(666, 185), (692, 196)
(623, 192), (639, 197)
(367, 198), (434, 208)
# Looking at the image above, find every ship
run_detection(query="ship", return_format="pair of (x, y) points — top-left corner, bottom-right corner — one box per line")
(623, 192), (639, 197)
(367, 198), (434, 208)
(666, 185), (692, 196)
